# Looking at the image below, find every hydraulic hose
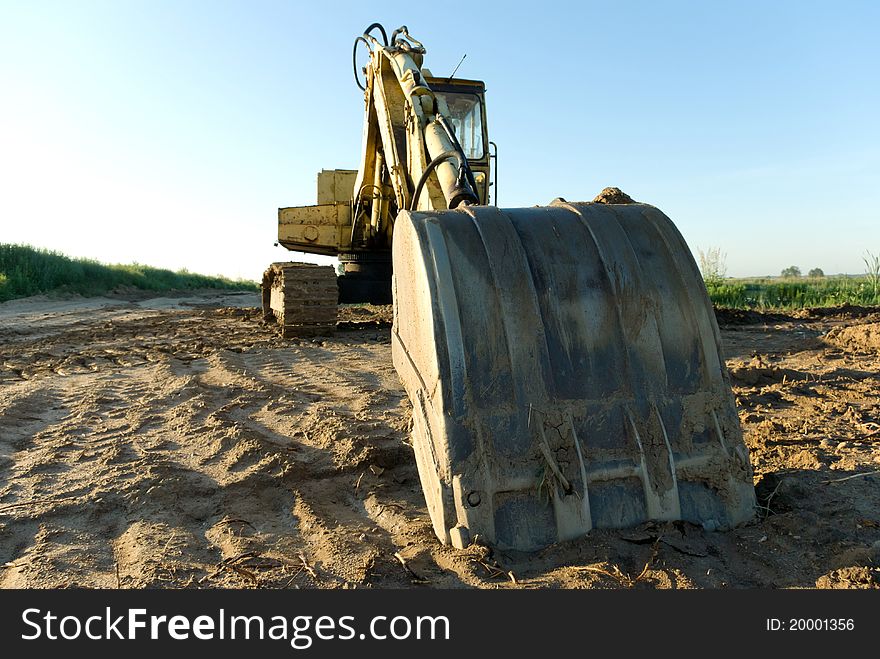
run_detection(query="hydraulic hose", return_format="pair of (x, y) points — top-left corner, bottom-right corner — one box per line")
(363, 23), (388, 46)
(355, 24), (390, 90)
(352, 36), (370, 90)
(409, 151), (461, 211)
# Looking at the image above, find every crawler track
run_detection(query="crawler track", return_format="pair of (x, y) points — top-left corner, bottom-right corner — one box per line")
(261, 263), (337, 338)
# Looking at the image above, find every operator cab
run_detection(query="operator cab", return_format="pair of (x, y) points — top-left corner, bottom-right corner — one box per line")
(425, 76), (492, 205)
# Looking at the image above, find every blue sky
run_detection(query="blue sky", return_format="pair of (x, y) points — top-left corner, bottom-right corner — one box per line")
(1, 1), (878, 279)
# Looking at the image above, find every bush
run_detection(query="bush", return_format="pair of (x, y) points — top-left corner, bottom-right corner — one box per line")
(698, 247), (727, 287)
(780, 266), (801, 278)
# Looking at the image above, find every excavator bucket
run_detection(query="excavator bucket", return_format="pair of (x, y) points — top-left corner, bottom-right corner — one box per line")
(391, 199), (756, 552)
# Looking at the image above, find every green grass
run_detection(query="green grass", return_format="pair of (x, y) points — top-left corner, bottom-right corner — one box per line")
(706, 275), (880, 310)
(6, 242), (873, 311)
(0, 243), (257, 303)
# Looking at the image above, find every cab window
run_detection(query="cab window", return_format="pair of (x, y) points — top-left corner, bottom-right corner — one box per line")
(437, 92), (484, 160)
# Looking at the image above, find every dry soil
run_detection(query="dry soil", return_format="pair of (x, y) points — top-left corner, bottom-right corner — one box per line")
(1, 292), (879, 589)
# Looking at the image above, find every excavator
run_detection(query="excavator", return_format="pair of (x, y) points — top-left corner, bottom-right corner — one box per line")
(263, 24), (756, 552)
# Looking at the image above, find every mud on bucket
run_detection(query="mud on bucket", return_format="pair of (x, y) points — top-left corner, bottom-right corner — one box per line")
(391, 199), (756, 552)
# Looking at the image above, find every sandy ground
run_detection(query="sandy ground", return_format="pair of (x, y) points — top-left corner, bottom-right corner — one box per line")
(1, 292), (879, 589)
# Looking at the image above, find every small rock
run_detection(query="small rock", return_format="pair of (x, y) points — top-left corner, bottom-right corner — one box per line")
(819, 439), (833, 449)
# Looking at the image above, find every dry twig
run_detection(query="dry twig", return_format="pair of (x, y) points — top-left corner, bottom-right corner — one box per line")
(822, 469), (880, 484)
(756, 480), (783, 517)
(199, 550), (263, 585)
(573, 536), (661, 587)
(297, 552), (318, 579)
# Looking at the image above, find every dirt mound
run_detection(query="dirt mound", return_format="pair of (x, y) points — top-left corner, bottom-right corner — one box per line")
(592, 187), (636, 204)
(728, 356), (811, 386)
(825, 322), (880, 352)
(714, 308), (794, 326)
(337, 304), (392, 328)
(815, 566), (880, 589)
(714, 305), (880, 328)
(792, 304), (880, 321)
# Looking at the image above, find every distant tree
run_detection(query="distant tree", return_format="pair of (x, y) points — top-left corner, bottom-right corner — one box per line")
(698, 247), (727, 286)
(808, 268), (824, 278)
(781, 266), (801, 278)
